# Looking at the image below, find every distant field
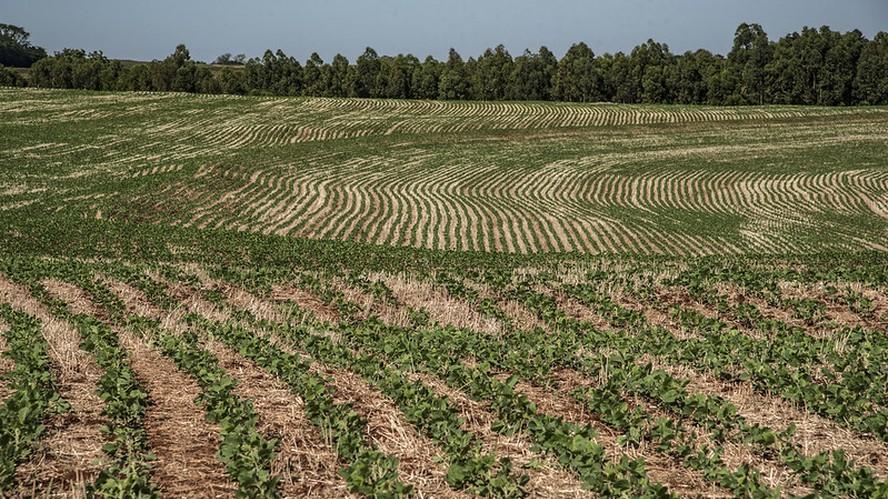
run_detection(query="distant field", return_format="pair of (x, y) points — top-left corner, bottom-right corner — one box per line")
(2, 88), (887, 255)
(2, 88), (888, 498)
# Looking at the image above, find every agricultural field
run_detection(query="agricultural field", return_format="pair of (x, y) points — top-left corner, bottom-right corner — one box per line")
(3, 89), (888, 254)
(1, 88), (888, 498)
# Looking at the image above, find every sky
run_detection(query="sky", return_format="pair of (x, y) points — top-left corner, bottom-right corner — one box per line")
(3, 0), (887, 63)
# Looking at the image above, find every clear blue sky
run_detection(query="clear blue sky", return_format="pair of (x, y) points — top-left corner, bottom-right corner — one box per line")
(3, 0), (886, 62)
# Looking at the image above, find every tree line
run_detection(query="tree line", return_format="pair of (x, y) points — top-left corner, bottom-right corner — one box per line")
(3, 23), (888, 105)
(0, 23), (46, 68)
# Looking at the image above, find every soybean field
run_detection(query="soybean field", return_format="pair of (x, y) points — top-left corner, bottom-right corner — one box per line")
(1, 88), (888, 498)
(3, 89), (888, 254)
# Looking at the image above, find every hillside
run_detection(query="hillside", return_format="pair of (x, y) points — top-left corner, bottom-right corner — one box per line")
(2, 88), (888, 256)
(1, 89), (888, 497)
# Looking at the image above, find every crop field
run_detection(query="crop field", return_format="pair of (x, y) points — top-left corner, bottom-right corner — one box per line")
(3, 89), (888, 255)
(1, 88), (888, 498)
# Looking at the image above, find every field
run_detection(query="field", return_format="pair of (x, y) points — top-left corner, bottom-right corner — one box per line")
(1, 88), (888, 498)
(3, 89), (888, 254)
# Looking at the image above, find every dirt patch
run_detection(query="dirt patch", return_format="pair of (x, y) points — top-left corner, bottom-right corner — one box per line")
(57, 274), (237, 497)
(271, 284), (340, 324)
(0, 319), (12, 403)
(650, 285), (770, 341)
(152, 271), (231, 324)
(500, 299), (547, 331)
(118, 330), (237, 497)
(714, 282), (832, 339)
(512, 369), (731, 497)
(606, 288), (702, 341)
(778, 280), (888, 331)
(99, 276), (164, 318)
(42, 278), (100, 317)
(375, 273), (501, 334)
(183, 264), (285, 324)
(102, 275), (192, 336)
(330, 277), (410, 327)
(464, 279), (546, 332)
(181, 290), (462, 496)
(544, 287), (612, 332)
(221, 283), (283, 323)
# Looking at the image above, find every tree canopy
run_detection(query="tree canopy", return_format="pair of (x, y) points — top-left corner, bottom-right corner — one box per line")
(0, 23), (47, 67)
(13, 23), (888, 105)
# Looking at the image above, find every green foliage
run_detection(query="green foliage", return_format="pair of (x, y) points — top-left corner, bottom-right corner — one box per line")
(855, 32), (888, 105)
(3, 239), (888, 495)
(0, 306), (64, 491)
(0, 65), (24, 87)
(30, 50), (122, 91)
(193, 317), (411, 497)
(1, 57), (888, 497)
(554, 43), (600, 102)
(244, 272), (529, 497)
(0, 23), (46, 68)
(156, 329), (279, 497)
(12, 24), (888, 104)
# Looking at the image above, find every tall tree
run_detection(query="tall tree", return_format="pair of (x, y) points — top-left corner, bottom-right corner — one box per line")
(328, 54), (350, 97)
(609, 52), (635, 103)
(508, 47), (557, 100)
(631, 40), (674, 103)
(352, 47), (381, 97)
(766, 31), (803, 104)
(554, 42), (599, 102)
(0, 64), (24, 86)
(472, 45), (513, 100)
(8, 24), (887, 105)
(0, 23), (46, 67)
(673, 49), (722, 104)
(146, 44), (192, 92)
(855, 32), (888, 104)
(411, 56), (442, 100)
(728, 23), (772, 104)
(302, 52), (326, 96)
(438, 48), (470, 100)
(377, 54), (419, 99)
(118, 63), (153, 91)
(820, 29), (865, 105)
(217, 67), (247, 94)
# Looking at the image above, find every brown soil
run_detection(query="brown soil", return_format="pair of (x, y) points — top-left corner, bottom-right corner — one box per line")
(0, 318), (11, 402)
(44, 275), (238, 497)
(41, 279), (100, 317)
(330, 277), (410, 327)
(606, 287), (702, 341)
(0, 275), (108, 496)
(409, 372), (593, 498)
(652, 359), (888, 480)
(118, 331), (238, 498)
(150, 273), (460, 496)
(512, 369), (731, 498)
(544, 287), (612, 332)
(308, 362), (470, 497)
(464, 279), (546, 332)
(182, 264), (285, 324)
(98, 275), (164, 318)
(271, 284), (340, 324)
(202, 338), (354, 498)
(374, 273), (501, 334)
(778, 280), (888, 332)
(712, 283), (824, 338)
